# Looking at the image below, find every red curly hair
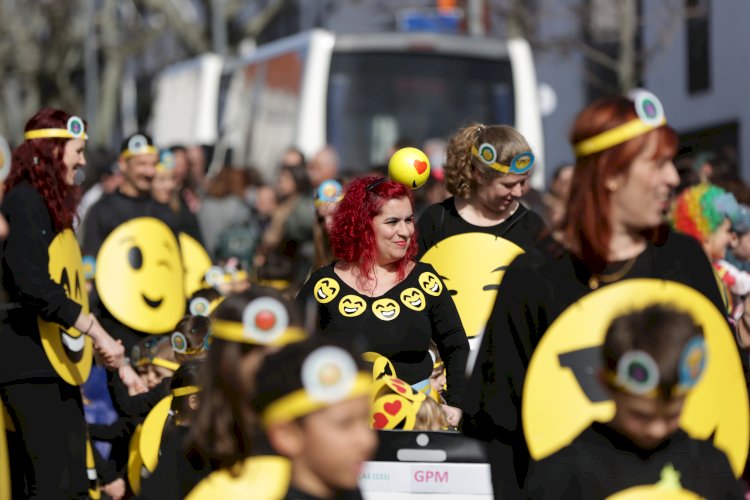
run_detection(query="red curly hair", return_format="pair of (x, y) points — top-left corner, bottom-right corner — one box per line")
(329, 175), (417, 281)
(5, 108), (84, 231)
(565, 96), (677, 273)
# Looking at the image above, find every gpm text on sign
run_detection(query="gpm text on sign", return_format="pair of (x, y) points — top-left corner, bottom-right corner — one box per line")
(413, 470), (448, 483)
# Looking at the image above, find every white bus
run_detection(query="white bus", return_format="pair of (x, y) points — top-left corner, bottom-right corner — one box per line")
(152, 29), (544, 187)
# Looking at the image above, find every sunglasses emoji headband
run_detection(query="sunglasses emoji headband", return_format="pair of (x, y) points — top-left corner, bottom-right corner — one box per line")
(471, 143), (534, 175)
(574, 89), (667, 158)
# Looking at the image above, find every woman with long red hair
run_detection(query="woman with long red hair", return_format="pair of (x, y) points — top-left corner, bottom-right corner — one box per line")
(296, 175), (469, 425)
(0, 108), (124, 498)
(461, 91), (728, 498)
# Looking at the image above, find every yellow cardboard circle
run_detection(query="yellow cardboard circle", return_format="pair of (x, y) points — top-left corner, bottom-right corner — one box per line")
(127, 424), (145, 495)
(421, 233), (524, 337)
(96, 217), (185, 334)
(179, 232), (212, 297)
(522, 279), (749, 476)
(38, 229), (93, 385)
(139, 395), (173, 473)
(186, 455), (292, 500)
(0, 401), (9, 500)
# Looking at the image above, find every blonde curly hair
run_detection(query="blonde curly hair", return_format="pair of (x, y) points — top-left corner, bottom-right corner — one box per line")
(444, 123), (533, 199)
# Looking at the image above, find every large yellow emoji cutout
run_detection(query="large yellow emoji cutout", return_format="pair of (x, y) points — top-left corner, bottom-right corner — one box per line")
(372, 298), (400, 321)
(38, 229), (93, 386)
(338, 295), (366, 317)
(0, 401), (8, 500)
(523, 279), (749, 476)
(96, 218), (185, 334)
(313, 278), (340, 304)
(421, 233), (524, 338)
(179, 232), (212, 297)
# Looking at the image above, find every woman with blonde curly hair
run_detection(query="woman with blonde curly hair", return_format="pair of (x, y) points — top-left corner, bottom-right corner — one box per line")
(416, 124), (547, 343)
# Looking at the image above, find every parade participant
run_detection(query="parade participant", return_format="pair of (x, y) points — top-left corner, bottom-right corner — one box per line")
(171, 313), (213, 363)
(252, 338), (377, 499)
(186, 288), (307, 498)
(461, 90), (728, 498)
(0, 108), (124, 498)
(296, 175), (469, 427)
(416, 124), (547, 345)
(527, 304), (742, 499)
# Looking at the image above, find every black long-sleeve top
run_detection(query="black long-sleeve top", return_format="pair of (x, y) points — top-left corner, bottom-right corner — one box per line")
(0, 182), (82, 384)
(296, 261), (469, 406)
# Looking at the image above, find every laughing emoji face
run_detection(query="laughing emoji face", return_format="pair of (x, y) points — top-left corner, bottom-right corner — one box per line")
(338, 295), (366, 317)
(399, 288), (426, 311)
(179, 232), (212, 297)
(372, 298), (400, 321)
(38, 229), (93, 386)
(313, 278), (340, 304)
(418, 272), (443, 296)
(96, 217), (185, 334)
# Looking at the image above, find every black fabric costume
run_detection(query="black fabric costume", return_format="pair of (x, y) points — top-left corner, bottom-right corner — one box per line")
(526, 422), (743, 499)
(0, 181), (88, 497)
(284, 485), (364, 500)
(80, 189), (179, 351)
(296, 261), (469, 406)
(416, 197), (547, 257)
(461, 230), (728, 499)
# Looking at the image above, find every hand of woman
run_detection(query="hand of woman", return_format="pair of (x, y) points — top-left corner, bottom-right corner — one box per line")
(76, 313), (125, 369)
(119, 364), (148, 395)
(101, 478), (126, 500)
(441, 404), (464, 428)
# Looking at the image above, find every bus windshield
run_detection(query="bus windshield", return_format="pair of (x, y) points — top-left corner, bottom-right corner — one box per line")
(327, 51), (514, 172)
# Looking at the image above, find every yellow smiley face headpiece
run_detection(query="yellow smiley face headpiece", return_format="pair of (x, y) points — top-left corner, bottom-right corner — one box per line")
(156, 150), (176, 173)
(210, 296), (306, 347)
(121, 134), (158, 160)
(604, 336), (707, 400)
(573, 89), (667, 158)
(202, 265), (250, 290)
(24, 116), (88, 141)
(471, 143), (534, 175)
(260, 346), (372, 428)
(370, 375), (426, 430)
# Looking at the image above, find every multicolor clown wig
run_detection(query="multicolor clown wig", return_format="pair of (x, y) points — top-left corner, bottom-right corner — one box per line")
(669, 183), (738, 243)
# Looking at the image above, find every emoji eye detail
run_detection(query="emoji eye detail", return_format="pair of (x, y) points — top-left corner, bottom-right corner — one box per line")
(60, 268), (71, 296)
(128, 246), (143, 270)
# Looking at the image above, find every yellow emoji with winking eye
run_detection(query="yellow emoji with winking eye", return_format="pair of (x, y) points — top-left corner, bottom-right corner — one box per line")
(38, 229), (93, 386)
(95, 217), (185, 334)
(313, 278), (340, 304)
(338, 295), (366, 317)
(372, 298), (400, 321)
(399, 288), (426, 311)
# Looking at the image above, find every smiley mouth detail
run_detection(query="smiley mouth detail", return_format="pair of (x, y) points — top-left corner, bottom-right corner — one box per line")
(429, 283), (439, 293)
(60, 328), (85, 362)
(142, 294), (164, 309)
(317, 289), (328, 300)
(409, 299), (422, 307)
(380, 310), (396, 318)
(343, 307), (360, 314)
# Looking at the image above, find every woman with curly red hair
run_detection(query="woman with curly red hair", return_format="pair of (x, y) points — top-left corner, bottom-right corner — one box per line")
(0, 108), (124, 498)
(296, 175), (469, 425)
(461, 91), (729, 498)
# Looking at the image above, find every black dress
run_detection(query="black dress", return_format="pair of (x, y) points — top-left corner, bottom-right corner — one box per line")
(461, 229), (728, 499)
(296, 261), (469, 406)
(526, 422), (743, 499)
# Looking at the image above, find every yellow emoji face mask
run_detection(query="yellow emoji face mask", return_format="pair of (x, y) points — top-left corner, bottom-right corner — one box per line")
(38, 229), (93, 386)
(338, 295), (366, 317)
(421, 233), (524, 338)
(372, 298), (400, 321)
(179, 232), (212, 298)
(95, 217), (185, 334)
(522, 279), (749, 476)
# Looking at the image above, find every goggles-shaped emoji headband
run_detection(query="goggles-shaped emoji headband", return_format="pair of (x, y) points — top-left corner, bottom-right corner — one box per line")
(314, 179), (344, 207)
(574, 89), (667, 158)
(210, 296), (306, 347)
(156, 150), (176, 173)
(24, 116), (88, 141)
(605, 336), (707, 399)
(121, 134), (158, 159)
(203, 265), (250, 289)
(471, 143), (535, 175)
(371, 375), (426, 430)
(171, 330), (210, 355)
(261, 346), (372, 428)
(189, 296), (225, 317)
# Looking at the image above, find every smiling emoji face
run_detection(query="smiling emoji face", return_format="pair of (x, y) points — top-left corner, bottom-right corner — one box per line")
(399, 288), (426, 311)
(372, 298), (400, 321)
(179, 232), (212, 297)
(421, 233), (524, 338)
(38, 229), (93, 386)
(418, 271), (443, 296)
(338, 295), (366, 317)
(95, 217), (185, 334)
(313, 278), (340, 304)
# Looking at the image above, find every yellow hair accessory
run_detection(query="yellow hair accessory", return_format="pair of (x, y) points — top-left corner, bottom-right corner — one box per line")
(211, 322), (305, 346)
(172, 385), (201, 398)
(573, 89), (667, 158)
(255, 279), (291, 290)
(151, 357), (180, 372)
(121, 134), (158, 159)
(24, 116), (88, 140)
(471, 144), (535, 175)
(210, 296), (306, 346)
